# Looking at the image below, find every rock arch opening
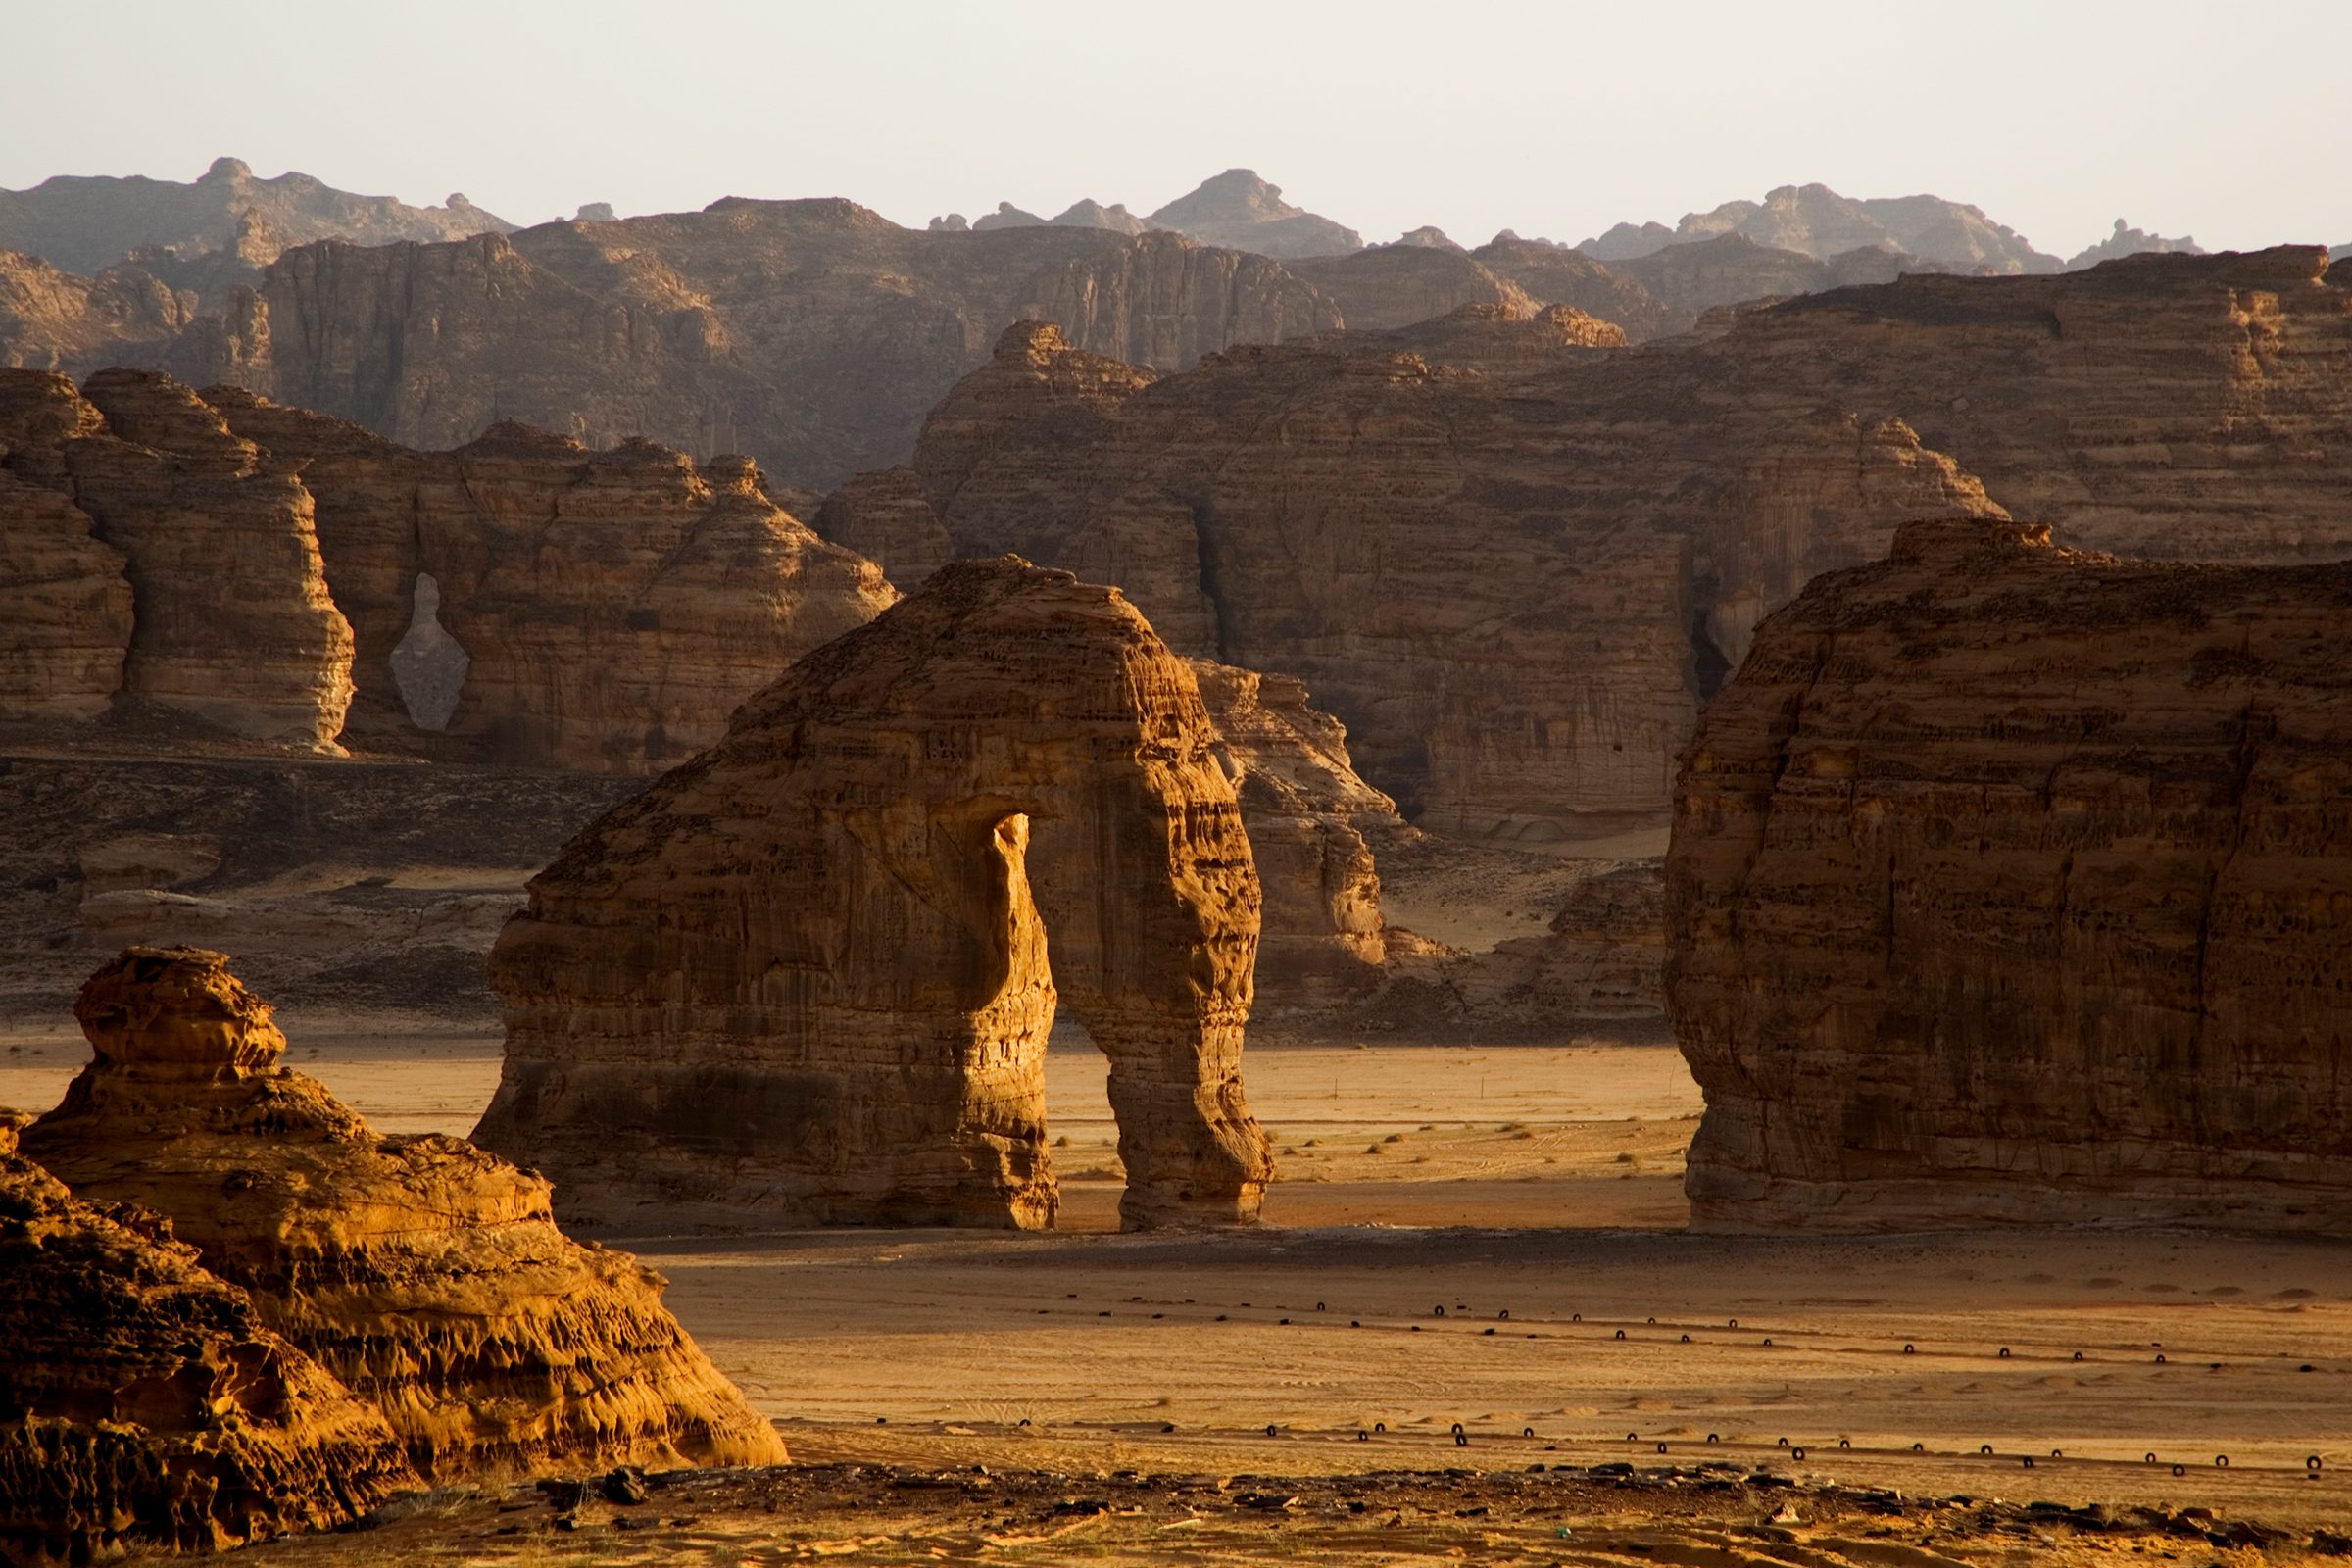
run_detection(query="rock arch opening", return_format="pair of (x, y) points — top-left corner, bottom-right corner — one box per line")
(388, 571), (468, 730)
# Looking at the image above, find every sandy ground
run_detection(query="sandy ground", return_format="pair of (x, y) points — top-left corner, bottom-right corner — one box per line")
(11, 1021), (2351, 1545)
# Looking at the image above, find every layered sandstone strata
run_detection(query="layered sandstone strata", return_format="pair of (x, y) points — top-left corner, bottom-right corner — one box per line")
(0, 1111), (417, 1560)
(1191, 661), (1397, 1001)
(26, 947), (788, 1479)
(477, 558), (1274, 1231)
(205, 389), (896, 768)
(214, 202), (1339, 489)
(0, 466), (130, 718)
(875, 248), (2350, 839)
(1670, 517), (2352, 1232)
(0, 368), (354, 746)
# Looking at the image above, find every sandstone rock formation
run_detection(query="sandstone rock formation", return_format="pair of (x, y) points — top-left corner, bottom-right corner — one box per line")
(0, 249), (198, 372)
(2065, 218), (2206, 269)
(0, 1109), (417, 1560)
(476, 558), (1274, 1231)
(1581, 183), (2060, 274)
(1670, 517), (2352, 1232)
(202, 388), (896, 768)
(877, 247), (2350, 839)
(189, 202), (1338, 490)
(26, 947), (788, 1479)
(1467, 235), (1690, 341)
(1146, 169), (1361, 258)
(0, 465), (130, 719)
(0, 156), (509, 275)
(1287, 245), (1537, 332)
(0, 368), (354, 746)
(1191, 661), (1396, 1001)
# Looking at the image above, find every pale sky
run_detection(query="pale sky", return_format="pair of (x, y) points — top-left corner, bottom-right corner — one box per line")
(4, 0), (2346, 260)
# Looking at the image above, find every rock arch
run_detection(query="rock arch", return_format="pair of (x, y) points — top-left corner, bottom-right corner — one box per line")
(473, 556), (1274, 1229)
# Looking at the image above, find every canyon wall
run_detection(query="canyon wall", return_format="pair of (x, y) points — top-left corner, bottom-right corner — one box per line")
(1669, 517), (2352, 1231)
(25, 947), (787, 1478)
(867, 248), (2349, 841)
(0, 1111), (416, 1560)
(0, 368), (354, 747)
(477, 558), (1274, 1231)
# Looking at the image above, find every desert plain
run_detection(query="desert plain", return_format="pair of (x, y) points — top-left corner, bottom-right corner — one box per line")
(9, 1017), (2345, 1563)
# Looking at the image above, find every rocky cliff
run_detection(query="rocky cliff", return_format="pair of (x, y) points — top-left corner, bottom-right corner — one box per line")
(203, 388), (896, 769)
(477, 558), (1274, 1231)
(0, 1110), (417, 1560)
(1191, 661), (1398, 1002)
(1287, 245), (1536, 330)
(2065, 218), (2206, 269)
(0, 156), (508, 275)
(206, 201), (1338, 490)
(1670, 517), (2352, 1232)
(0, 368), (354, 746)
(873, 248), (2350, 840)
(24, 947), (787, 1479)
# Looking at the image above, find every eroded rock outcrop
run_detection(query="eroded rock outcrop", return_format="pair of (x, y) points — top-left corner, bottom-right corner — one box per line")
(1288, 246), (1537, 332)
(476, 558), (1273, 1231)
(0, 1110), (417, 1560)
(0, 368), (354, 746)
(882, 247), (2350, 840)
(203, 388), (897, 768)
(2066, 218), (2206, 270)
(1670, 517), (2352, 1232)
(0, 464), (130, 719)
(207, 202), (1338, 490)
(25, 947), (788, 1478)
(1192, 661), (1397, 1001)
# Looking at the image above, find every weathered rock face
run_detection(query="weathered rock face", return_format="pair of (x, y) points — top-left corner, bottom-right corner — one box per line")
(0, 368), (355, 746)
(204, 389), (896, 769)
(0, 1110), (417, 1560)
(477, 558), (1273, 1231)
(887, 248), (2351, 840)
(1670, 517), (2352, 1233)
(1145, 169), (1362, 258)
(1287, 246), (1537, 331)
(25, 947), (788, 1479)
(0, 249), (198, 373)
(1190, 661), (1396, 1002)
(189, 202), (1337, 491)
(0, 156), (510, 276)
(0, 462), (131, 719)
(1467, 235), (1689, 342)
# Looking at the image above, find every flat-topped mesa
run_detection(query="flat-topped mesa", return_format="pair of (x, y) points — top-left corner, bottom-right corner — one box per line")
(25, 947), (787, 1480)
(0, 1109), (418, 1561)
(1668, 517), (2352, 1233)
(0, 367), (353, 745)
(475, 557), (1275, 1231)
(200, 388), (897, 769)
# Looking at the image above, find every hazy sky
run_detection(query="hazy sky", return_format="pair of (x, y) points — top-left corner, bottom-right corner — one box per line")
(5, 0), (2346, 259)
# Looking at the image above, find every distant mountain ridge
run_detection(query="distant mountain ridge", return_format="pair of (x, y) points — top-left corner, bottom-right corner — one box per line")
(0, 156), (510, 274)
(932, 169), (1361, 258)
(1580, 182), (2059, 274)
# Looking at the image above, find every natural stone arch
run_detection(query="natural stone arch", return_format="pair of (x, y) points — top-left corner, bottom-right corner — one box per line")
(474, 557), (1273, 1229)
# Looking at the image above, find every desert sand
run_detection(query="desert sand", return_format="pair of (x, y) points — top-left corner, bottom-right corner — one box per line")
(8, 1019), (2345, 1546)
